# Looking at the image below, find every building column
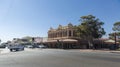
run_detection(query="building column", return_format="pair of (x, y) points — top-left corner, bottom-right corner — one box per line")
(57, 32), (58, 37)
(67, 30), (69, 37)
(61, 31), (63, 37)
(49, 34), (50, 38)
(58, 32), (59, 37)
(53, 33), (54, 38)
(71, 30), (73, 37)
(61, 31), (64, 37)
(51, 34), (52, 38)
(55, 33), (57, 38)
(60, 31), (62, 37)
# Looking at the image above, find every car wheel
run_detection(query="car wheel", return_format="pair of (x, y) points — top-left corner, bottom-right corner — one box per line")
(10, 49), (13, 52)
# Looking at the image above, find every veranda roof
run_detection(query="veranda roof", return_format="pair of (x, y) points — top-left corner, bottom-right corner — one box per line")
(62, 39), (78, 42)
(45, 39), (78, 43)
(104, 39), (119, 43)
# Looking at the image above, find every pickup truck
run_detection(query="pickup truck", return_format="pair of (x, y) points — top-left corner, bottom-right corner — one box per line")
(8, 45), (24, 52)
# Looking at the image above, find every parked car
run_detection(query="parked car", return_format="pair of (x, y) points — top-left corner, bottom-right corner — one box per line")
(25, 45), (34, 48)
(31, 44), (47, 48)
(8, 45), (24, 52)
(109, 44), (119, 50)
(25, 44), (47, 48)
(0, 45), (6, 48)
(38, 45), (47, 48)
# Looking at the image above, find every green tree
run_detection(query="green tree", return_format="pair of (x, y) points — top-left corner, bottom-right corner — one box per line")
(109, 21), (120, 44)
(112, 21), (120, 31)
(76, 15), (106, 48)
(109, 21), (120, 39)
(22, 36), (33, 42)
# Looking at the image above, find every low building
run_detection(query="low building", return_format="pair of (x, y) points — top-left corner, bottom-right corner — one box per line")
(7, 37), (43, 45)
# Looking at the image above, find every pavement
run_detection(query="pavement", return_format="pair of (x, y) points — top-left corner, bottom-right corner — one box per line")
(0, 47), (10, 54)
(104, 50), (120, 54)
(56, 49), (120, 54)
(85, 49), (120, 53)
(0, 49), (120, 67)
(0, 48), (43, 54)
(1, 48), (120, 54)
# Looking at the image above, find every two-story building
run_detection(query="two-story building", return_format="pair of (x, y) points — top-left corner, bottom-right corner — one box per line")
(44, 23), (88, 49)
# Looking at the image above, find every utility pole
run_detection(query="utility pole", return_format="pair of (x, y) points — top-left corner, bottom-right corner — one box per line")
(0, 39), (1, 45)
(114, 32), (117, 45)
(114, 32), (117, 50)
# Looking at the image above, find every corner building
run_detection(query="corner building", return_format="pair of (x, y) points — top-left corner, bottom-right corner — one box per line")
(46, 23), (89, 49)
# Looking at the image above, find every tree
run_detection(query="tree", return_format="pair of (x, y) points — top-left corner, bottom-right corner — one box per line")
(76, 15), (106, 49)
(109, 21), (120, 45)
(112, 21), (120, 31)
(109, 32), (120, 39)
(0, 39), (1, 44)
(22, 36), (33, 43)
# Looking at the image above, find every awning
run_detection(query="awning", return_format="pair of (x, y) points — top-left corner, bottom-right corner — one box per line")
(45, 40), (57, 43)
(62, 39), (78, 42)
(104, 39), (119, 43)
(44, 39), (78, 43)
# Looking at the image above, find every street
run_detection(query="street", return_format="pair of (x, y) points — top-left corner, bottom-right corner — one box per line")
(0, 49), (120, 67)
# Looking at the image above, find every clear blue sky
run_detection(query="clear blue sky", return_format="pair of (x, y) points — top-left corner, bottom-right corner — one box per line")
(0, 0), (120, 42)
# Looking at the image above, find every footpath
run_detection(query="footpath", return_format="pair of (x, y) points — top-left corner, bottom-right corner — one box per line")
(1, 48), (120, 54)
(77, 49), (120, 54)
(0, 48), (10, 54)
(0, 48), (42, 54)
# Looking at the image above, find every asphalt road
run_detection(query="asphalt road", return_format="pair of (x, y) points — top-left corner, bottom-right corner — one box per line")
(0, 49), (120, 67)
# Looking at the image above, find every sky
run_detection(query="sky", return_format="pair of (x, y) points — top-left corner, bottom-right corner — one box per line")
(0, 0), (120, 42)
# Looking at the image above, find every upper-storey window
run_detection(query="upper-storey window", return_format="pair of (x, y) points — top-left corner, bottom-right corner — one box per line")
(69, 30), (71, 36)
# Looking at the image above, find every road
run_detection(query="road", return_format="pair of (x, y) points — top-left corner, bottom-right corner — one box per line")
(0, 49), (120, 67)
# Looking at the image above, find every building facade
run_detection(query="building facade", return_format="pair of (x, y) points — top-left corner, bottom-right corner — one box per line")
(45, 23), (88, 49)
(48, 23), (75, 40)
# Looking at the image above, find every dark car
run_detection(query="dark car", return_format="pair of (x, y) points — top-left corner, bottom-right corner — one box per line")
(109, 44), (119, 50)
(0, 45), (6, 48)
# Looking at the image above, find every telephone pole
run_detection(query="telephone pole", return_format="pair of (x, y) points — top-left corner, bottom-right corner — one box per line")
(114, 32), (116, 45)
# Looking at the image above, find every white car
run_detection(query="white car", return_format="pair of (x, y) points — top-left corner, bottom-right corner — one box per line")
(8, 45), (24, 52)
(38, 45), (47, 48)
